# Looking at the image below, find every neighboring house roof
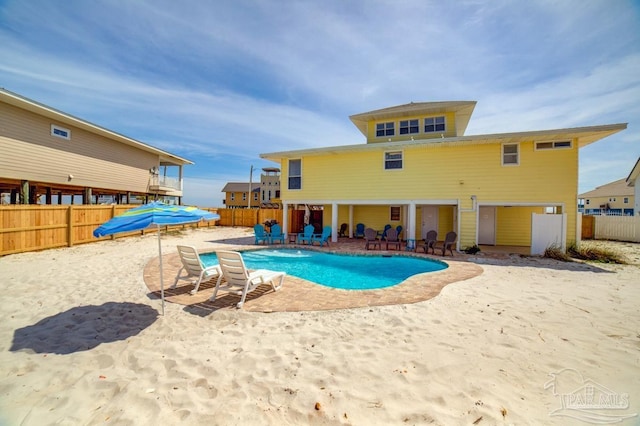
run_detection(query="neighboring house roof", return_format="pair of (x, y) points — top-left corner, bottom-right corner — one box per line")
(0, 87), (192, 166)
(261, 122), (627, 161)
(578, 178), (634, 198)
(221, 182), (260, 192)
(626, 157), (640, 187)
(349, 101), (477, 137)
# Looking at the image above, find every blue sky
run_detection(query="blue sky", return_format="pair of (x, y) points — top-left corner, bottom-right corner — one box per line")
(1, 0), (639, 206)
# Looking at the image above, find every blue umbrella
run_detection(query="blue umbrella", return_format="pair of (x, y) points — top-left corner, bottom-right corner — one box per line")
(94, 201), (220, 314)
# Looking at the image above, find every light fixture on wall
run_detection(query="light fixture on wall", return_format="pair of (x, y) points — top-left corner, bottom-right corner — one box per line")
(149, 166), (158, 175)
(67, 174), (73, 181)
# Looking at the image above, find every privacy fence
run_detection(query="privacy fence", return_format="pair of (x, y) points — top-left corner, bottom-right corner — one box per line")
(0, 206), (282, 256)
(582, 214), (640, 243)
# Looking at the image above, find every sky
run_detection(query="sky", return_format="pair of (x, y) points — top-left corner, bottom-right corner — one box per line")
(1, 0), (639, 207)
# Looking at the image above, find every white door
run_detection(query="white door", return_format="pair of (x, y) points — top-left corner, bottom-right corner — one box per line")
(478, 206), (496, 245)
(531, 213), (566, 255)
(421, 205), (438, 239)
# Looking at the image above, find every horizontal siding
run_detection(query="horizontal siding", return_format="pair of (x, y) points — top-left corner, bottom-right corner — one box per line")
(495, 206), (544, 246)
(0, 103), (157, 192)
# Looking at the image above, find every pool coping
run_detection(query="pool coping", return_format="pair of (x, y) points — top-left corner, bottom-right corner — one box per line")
(143, 243), (484, 313)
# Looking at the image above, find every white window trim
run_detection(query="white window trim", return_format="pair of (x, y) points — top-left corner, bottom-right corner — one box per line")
(384, 150), (404, 171)
(51, 124), (71, 140)
(502, 143), (519, 166)
(535, 140), (573, 151)
(390, 205), (401, 221)
(288, 158), (302, 190)
(424, 116), (446, 133)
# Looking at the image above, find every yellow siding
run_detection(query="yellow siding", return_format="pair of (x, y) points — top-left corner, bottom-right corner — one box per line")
(495, 206), (544, 246)
(365, 111), (458, 142)
(280, 137), (579, 248)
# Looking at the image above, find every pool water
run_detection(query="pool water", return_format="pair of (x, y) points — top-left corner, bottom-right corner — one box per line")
(200, 249), (447, 290)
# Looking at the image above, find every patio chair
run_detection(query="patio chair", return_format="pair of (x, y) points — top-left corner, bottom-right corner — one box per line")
(269, 223), (285, 244)
(355, 223), (366, 238)
(384, 228), (401, 250)
(254, 224), (269, 245)
(364, 227), (381, 250)
(338, 223), (348, 237)
(435, 231), (457, 256)
(379, 224), (392, 239)
(210, 250), (286, 308)
(171, 245), (222, 295)
(297, 224), (315, 244)
(395, 225), (403, 240)
(311, 226), (331, 246)
(416, 230), (438, 254)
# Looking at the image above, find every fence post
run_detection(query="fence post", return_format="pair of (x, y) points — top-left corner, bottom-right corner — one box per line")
(67, 206), (73, 247)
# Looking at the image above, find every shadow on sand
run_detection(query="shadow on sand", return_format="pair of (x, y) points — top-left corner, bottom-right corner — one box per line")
(10, 302), (158, 355)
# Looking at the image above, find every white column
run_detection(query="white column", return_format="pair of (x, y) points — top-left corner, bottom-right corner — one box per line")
(349, 205), (354, 238)
(282, 202), (289, 238)
(332, 203), (338, 242)
(408, 202), (416, 241)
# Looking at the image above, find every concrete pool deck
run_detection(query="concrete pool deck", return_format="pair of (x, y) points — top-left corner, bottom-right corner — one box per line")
(143, 236), (486, 313)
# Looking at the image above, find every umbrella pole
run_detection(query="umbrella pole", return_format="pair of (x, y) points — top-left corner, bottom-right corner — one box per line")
(157, 224), (165, 315)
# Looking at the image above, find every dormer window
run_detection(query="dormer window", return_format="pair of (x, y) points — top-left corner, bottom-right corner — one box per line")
(376, 122), (395, 137)
(399, 119), (419, 135)
(424, 116), (445, 133)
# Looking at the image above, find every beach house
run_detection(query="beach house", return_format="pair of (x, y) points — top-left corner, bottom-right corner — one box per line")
(221, 167), (282, 208)
(260, 101), (626, 254)
(0, 88), (191, 205)
(579, 178), (635, 216)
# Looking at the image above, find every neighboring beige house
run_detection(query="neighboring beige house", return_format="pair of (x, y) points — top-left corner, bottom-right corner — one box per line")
(578, 178), (635, 216)
(221, 167), (282, 208)
(0, 88), (192, 205)
(625, 157), (640, 216)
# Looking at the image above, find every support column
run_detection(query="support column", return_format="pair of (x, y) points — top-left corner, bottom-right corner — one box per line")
(408, 202), (416, 241)
(19, 180), (29, 204)
(46, 187), (52, 204)
(282, 202), (289, 237)
(331, 203), (338, 243)
(348, 205), (354, 238)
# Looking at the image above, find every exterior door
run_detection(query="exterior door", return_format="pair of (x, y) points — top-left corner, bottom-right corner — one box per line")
(421, 205), (438, 239)
(478, 206), (496, 245)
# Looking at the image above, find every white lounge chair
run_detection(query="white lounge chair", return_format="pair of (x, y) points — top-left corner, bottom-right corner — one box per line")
(172, 245), (221, 295)
(210, 250), (286, 308)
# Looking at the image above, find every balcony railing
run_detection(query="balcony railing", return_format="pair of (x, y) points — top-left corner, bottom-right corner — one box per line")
(150, 175), (181, 191)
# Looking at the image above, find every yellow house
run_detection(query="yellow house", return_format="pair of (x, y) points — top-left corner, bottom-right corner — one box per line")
(221, 182), (260, 208)
(260, 102), (626, 254)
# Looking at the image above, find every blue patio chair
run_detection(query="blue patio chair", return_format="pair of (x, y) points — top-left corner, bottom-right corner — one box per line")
(254, 224), (269, 245)
(395, 225), (403, 240)
(269, 223), (285, 244)
(379, 224), (392, 239)
(355, 223), (365, 238)
(311, 226), (332, 246)
(297, 224), (315, 244)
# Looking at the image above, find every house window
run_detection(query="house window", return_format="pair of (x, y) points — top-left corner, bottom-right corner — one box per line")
(535, 140), (572, 150)
(253, 192), (258, 201)
(390, 206), (401, 221)
(502, 143), (519, 165)
(231, 193), (235, 201)
(384, 151), (403, 170)
(586, 199), (590, 205)
(288, 159), (302, 190)
(424, 116), (445, 133)
(242, 193), (247, 201)
(624, 197), (629, 204)
(376, 122), (395, 137)
(399, 119), (419, 135)
(51, 124), (70, 140)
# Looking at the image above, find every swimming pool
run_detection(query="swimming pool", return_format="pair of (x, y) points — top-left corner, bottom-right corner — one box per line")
(200, 249), (447, 290)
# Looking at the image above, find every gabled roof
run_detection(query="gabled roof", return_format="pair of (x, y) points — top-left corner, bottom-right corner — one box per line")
(221, 182), (260, 192)
(578, 178), (634, 198)
(349, 101), (477, 137)
(0, 88), (192, 166)
(626, 157), (640, 187)
(261, 123), (627, 161)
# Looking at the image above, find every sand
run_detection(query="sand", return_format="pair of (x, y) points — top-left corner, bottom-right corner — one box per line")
(0, 227), (638, 425)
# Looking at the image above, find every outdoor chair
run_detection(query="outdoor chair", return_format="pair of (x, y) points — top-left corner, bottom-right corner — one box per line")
(253, 224), (269, 245)
(297, 224), (315, 244)
(435, 231), (457, 256)
(172, 245), (221, 295)
(269, 223), (285, 244)
(311, 226), (331, 246)
(355, 223), (366, 238)
(338, 223), (348, 237)
(384, 228), (401, 250)
(211, 250), (285, 308)
(416, 230), (438, 254)
(364, 227), (381, 250)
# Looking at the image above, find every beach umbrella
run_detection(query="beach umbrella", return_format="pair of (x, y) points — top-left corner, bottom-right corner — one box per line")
(93, 201), (220, 315)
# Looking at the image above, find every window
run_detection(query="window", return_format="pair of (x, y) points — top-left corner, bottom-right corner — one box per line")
(586, 199), (590, 205)
(376, 122), (395, 137)
(242, 193), (246, 201)
(535, 140), (572, 150)
(384, 151), (403, 170)
(51, 124), (70, 140)
(230, 193), (235, 201)
(399, 119), (419, 135)
(624, 197), (629, 204)
(253, 192), (258, 201)
(288, 159), (301, 190)
(390, 206), (401, 221)
(502, 143), (519, 165)
(424, 116), (445, 133)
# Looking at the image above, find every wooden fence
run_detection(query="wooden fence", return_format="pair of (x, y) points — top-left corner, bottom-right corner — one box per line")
(592, 215), (640, 242)
(0, 206), (285, 256)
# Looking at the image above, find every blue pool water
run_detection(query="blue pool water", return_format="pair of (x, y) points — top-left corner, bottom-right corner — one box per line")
(200, 249), (447, 290)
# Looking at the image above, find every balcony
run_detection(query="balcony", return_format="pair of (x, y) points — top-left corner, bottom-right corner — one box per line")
(149, 175), (182, 194)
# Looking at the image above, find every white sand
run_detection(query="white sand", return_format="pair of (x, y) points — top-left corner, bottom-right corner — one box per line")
(0, 227), (638, 425)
